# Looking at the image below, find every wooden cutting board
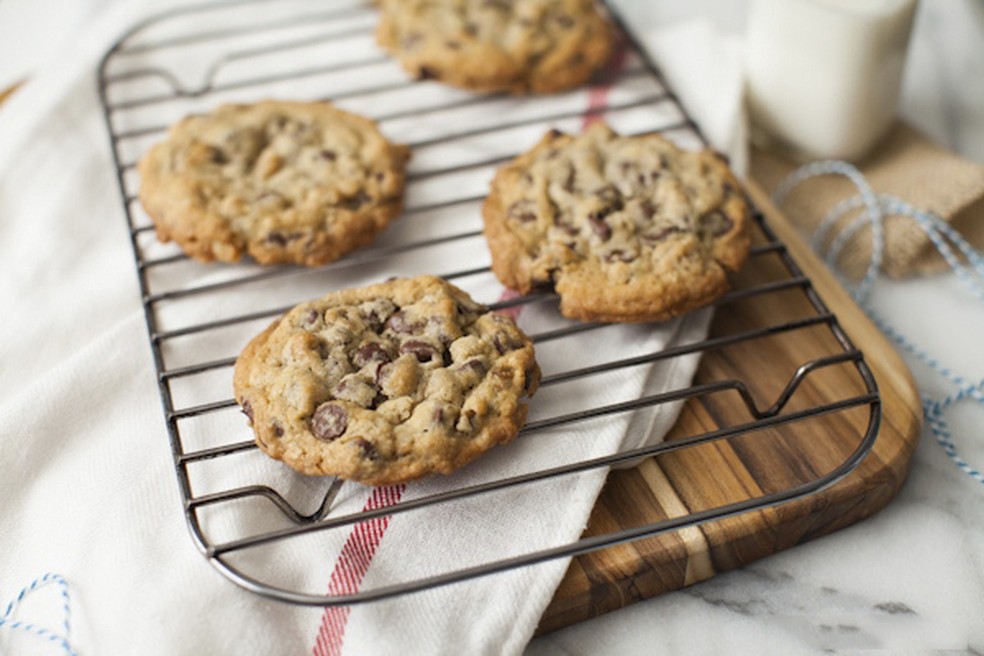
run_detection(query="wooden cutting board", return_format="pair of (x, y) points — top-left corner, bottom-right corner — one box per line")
(538, 182), (922, 633)
(0, 84), (17, 105)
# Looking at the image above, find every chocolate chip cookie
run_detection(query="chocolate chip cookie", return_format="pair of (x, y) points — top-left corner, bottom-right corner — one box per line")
(376, 0), (614, 94)
(233, 276), (540, 485)
(138, 101), (410, 266)
(482, 123), (751, 322)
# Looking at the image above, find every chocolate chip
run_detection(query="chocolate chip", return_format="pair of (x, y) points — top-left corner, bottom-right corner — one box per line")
(459, 409), (477, 433)
(265, 231), (288, 247)
(364, 309), (386, 332)
(272, 422), (284, 437)
(400, 340), (440, 363)
(596, 185), (624, 210)
(374, 362), (390, 388)
(353, 342), (391, 368)
(641, 225), (684, 244)
(588, 213), (612, 241)
(384, 311), (421, 334)
(508, 200), (537, 223)
(375, 171), (386, 182)
(464, 22), (479, 35)
(554, 220), (579, 237)
(418, 66), (437, 80)
(310, 403), (347, 441)
(301, 308), (321, 328)
(641, 199), (659, 219)
(634, 170), (661, 186)
(492, 332), (519, 354)
(547, 128), (564, 139)
(208, 147), (228, 164)
(563, 168), (576, 193)
(524, 364), (538, 395)
(462, 359), (487, 376)
(699, 210), (734, 237)
(241, 399), (253, 423)
(604, 249), (636, 263)
(341, 191), (371, 210)
(265, 230), (302, 247)
(433, 407), (445, 424)
(320, 149), (337, 161)
(355, 438), (379, 460)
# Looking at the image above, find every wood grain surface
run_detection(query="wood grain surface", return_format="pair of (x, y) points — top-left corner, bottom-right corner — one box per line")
(538, 182), (922, 634)
(0, 83), (20, 106)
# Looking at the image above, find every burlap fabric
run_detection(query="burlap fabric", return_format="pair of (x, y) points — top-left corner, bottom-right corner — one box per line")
(751, 122), (984, 278)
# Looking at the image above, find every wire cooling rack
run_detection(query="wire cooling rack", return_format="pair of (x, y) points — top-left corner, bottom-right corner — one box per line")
(96, 0), (880, 606)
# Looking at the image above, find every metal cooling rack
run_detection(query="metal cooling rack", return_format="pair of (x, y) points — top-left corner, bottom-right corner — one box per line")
(96, 0), (880, 606)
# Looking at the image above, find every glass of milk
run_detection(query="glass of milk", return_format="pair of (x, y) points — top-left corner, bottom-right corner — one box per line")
(745, 0), (918, 162)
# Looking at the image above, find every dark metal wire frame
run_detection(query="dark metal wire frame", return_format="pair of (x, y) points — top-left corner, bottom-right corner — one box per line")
(96, 0), (881, 606)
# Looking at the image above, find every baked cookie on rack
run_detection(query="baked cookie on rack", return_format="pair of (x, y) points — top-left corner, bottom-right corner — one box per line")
(375, 0), (613, 94)
(138, 100), (410, 267)
(233, 276), (540, 485)
(482, 123), (751, 322)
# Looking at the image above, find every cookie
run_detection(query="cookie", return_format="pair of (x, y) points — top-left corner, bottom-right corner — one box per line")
(376, 0), (613, 94)
(482, 123), (751, 322)
(233, 276), (541, 485)
(138, 101), (410, 267)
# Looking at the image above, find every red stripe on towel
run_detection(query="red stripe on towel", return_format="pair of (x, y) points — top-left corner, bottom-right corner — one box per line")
(495, 288), (524, 321)
(311, 484), (406, 656)
(312, 30), (631, 656)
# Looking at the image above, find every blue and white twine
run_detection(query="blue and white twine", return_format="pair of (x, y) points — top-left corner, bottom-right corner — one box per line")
(775, 160), (984, 486)
(0, 573), (76, 656)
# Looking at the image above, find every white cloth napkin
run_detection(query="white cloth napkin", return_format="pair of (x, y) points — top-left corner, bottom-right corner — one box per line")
(0, 2), (745, 653)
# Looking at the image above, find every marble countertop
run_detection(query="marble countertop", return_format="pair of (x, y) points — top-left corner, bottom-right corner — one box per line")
(1, 1), (981, 654)
(529, 1), (984, 654)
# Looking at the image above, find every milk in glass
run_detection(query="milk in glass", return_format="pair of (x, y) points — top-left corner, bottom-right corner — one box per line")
(746, 0), (918, 161)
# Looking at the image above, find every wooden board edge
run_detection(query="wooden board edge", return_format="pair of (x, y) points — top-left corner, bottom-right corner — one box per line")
(537, 182), (923, 634)
(744, 181), (923, 466)
(0, 83), (21, 106)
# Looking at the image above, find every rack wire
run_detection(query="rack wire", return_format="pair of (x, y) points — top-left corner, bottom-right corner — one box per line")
(96, 0), (880, 606)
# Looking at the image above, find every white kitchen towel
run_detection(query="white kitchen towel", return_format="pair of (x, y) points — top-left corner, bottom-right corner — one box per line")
(0, 2), (745, 654)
